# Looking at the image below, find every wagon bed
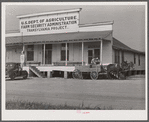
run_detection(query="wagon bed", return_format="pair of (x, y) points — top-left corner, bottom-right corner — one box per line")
(72, 64), (107, 80)
(72, 62), (130, 80)
(74, 65), (101, 72)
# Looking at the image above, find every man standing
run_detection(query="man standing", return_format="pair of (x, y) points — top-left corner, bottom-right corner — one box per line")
(20, 51), (25, 69)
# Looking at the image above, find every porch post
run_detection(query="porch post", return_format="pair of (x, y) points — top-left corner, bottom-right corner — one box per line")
(100, 39), (103, 64)
(21, 32), (24, 51)
(65, 43), (67, 66)
(44, 44), (45, 65)
(65, 43), (68, 78)
(21, 32), (26, 66)
(23, 45), (25, 52)
(23, 45), (26, 66)
(82, 42), (84, 65)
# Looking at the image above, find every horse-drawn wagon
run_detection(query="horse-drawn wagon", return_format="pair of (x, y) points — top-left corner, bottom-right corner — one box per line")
(72, 61), (134, 80)
(72, 64), (107, 80)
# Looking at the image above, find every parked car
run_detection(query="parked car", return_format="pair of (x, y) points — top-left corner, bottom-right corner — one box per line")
(6, 62), (28, 80)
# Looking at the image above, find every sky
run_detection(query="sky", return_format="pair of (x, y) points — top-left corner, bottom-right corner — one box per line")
(5, 3), (146, 52)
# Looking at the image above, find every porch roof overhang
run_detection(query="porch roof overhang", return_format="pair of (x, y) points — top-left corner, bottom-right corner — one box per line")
(6, 30), (112, 45)
(113, 45), (145, 55)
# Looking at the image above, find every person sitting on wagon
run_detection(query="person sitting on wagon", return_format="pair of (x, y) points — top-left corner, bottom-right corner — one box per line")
(91, 57), (100, 65)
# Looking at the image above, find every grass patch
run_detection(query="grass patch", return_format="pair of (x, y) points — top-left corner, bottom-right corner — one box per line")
(6, 100), (113, 110)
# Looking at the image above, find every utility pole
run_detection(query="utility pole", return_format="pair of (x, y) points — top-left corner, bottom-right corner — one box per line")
(22, 32), (24, 52)
(21, 32), (25, 67)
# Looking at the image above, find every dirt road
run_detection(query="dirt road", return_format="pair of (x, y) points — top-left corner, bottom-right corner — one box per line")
(6, 76), (145, 109)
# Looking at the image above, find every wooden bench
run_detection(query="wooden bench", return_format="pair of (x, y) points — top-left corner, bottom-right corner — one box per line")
(25, 62), (41, 66)
(53, 62), (86, 66)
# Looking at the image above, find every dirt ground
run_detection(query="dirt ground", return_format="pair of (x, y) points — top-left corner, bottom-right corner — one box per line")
(6, 75), (145, 110)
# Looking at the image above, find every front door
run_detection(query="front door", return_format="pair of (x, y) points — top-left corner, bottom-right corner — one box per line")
(45, 50), (52, 64)
(42, 44), (52, 64)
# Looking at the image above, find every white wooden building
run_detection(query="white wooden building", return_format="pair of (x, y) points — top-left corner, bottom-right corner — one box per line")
(5, 8), (145, 78)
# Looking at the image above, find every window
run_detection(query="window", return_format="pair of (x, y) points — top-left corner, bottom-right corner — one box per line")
(88, 50), (93, 64)
(27, 45), (34, 61)
(122, 51), (124, 63)
(134, 53), (136, 64)
(115, 50), (120, 64)
(46, 44), (52, 49)
(61, 43), (69, 61)
(138, 54), (140, 66)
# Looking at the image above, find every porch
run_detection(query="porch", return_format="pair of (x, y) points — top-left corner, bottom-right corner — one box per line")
(23, 65), (76, 79)
(6, 30), (113, 66)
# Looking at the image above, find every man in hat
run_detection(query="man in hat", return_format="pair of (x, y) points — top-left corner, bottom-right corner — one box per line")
(91, 57), (100, 65)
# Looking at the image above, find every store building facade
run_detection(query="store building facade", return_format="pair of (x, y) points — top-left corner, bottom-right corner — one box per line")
(5, 8), (145, 78)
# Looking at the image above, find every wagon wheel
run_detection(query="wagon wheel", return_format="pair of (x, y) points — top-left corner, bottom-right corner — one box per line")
(72, 70), (78, 79)
(90, 71), (98, 80)
(108, 70), (119, 79)
(72, 69), (82, 79)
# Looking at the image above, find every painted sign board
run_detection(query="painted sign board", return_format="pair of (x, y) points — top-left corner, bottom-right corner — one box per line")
(19, 11), (80, 36)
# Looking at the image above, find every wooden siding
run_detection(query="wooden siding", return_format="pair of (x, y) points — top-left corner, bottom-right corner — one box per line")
(112, 49), (145, 70)
(102, 41), (112, 64)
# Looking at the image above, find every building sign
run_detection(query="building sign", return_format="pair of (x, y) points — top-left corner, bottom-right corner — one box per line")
(19, 11), (79, 36)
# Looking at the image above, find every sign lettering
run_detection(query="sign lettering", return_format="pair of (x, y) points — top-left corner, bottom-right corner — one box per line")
(20, 12), (79, 35)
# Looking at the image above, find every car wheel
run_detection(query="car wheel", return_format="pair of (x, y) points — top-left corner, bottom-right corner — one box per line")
(10, 73), (15, 80)
(23, 71), (28, 79)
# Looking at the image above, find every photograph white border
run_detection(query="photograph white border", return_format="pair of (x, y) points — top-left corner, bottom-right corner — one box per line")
(2, 2), (148, 120)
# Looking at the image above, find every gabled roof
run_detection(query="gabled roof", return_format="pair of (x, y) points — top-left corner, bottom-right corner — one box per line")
(113, 37), (145, 54)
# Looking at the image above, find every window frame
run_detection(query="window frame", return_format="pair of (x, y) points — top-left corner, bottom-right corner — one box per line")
(61, 43), (69, 61)
(115, 50), (120, 64)
(27, 45), (34, 61)
(138, 54), (140, 66)
(122, 51), (124, 63)
(134, 53), (136, 64)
